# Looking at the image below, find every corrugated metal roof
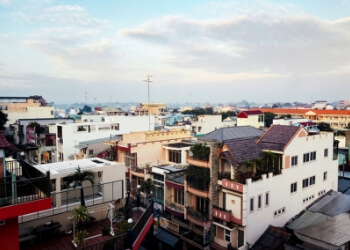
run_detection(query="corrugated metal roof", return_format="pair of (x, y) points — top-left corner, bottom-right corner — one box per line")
(286, 211), (330, 230)
(308, 191), (350, 217)
(201, 126), (263, 142)
(295, 213), (350, 247)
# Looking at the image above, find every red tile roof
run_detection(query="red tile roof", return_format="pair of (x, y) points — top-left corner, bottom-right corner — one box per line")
(0, 130), (10, 149)
(237, 110), (263, 118)
(255, 108), (350, 116)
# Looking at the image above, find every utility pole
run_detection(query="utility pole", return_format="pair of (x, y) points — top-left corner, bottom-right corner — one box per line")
(143, 76), (152, 131)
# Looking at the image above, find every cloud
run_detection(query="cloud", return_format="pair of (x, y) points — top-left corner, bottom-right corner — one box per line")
(120, 13), (350, 76)
(0, 0), (13, 6)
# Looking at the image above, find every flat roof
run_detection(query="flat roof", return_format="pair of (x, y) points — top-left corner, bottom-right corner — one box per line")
(33, 158), (114, 175)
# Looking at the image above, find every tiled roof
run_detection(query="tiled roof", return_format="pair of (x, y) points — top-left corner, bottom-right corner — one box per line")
(252, 225), (291, 250)
(256, 108), (350, 116)
(257, 125), (300, 151)
(0, 130), (10, 149)
(225, 138), (262, 163)
(201, 126), (263, 142)
(239, 110), (263, 115)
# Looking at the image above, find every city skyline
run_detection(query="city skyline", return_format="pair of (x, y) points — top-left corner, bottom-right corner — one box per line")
(0, 0), (349, 104)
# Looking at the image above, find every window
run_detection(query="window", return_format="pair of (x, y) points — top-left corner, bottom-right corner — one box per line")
(291, 182), (297, 193)
(323, 171), (327, 181)
(225, 229), (231, 242)
(291, 156), (298, 166)
(88, 149), (93, 155)
(324, 148), (328, 157)
(258, 195), (262, 209)
(196, 197), (209, 213)
(309, 176), (315, 185)
(274, 207), (286, 217)
(250, 197), (254, 212)
(174, 189), (184, 205)
(198, 126), (202, 132)
(265, 192), (269, 206)
(125, 153), (137, 168)
(302, 178), (309, 188)
(310, 151), (316, 161)
(303, 153), (310, 163)
(169, 150), (181, 163)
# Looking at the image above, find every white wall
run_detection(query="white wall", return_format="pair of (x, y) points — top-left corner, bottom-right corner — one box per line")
(243, 131), (337, 245)
(57, 116), (152, 161)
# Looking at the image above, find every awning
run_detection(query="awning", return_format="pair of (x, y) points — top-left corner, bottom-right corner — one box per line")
(74, 144), (87, 149)
(154, 229), (180, 247)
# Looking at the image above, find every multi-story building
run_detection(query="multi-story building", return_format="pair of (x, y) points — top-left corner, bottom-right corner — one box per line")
(191, 115), (236, 136)
(256, 108), (350, 130)
(0, 131), (52, 250)
(0, 96), (54, 130)
(237, 110), (264, 128)
(56, 116), (151, 161)
(209, 125), (338, 249)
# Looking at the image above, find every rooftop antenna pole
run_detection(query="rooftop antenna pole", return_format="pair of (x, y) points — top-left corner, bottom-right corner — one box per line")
(143, 75), (152, 131)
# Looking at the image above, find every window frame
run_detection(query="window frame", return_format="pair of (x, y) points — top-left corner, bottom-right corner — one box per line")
(291, 156), (298, 167)
(302, 178), (309, 188)
(290, 182), (297, 193)
(249, 197), (254, 212)
(265, 192), (269, 207)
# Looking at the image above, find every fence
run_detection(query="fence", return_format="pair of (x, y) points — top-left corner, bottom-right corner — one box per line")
(18, 180), (123, 223)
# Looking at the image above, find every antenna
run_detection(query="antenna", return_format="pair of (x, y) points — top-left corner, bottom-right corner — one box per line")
(143, 75), (153, 131)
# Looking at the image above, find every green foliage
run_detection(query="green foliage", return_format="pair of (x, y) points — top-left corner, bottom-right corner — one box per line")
(264, 112), (276, 127)
(72, 205), (90, 224)
(318, 122), (333, 132)
(0, 110), (8, 130)
(221, 111), (237, 121)
(74, 229), (89, 245)
(182, 108), (213, 116)
(190, 143), (210, 161)
(140, 179), (154, 196)
(185, 165), (210, 191)
(67, 166), (95, 206)
(280, 114), (292, 118)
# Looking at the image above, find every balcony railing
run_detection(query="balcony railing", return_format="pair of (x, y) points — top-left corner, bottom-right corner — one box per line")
(165, 200), (184, 215)
(212, 205), (242, 225)
(0, 175), (50, 207)
(221, 179), (244, 193)
(187, 207), (208, 222)
(218, 172), (231, 180)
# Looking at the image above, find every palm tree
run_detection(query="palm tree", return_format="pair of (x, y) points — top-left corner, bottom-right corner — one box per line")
(67, 166), (95, 207)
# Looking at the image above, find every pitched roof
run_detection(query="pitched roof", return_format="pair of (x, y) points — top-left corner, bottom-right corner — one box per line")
(256, 108), (350, 116)
(237, 110), (263, 118)
(225, 138), (262, 164)
(252, 225), (291, 250)
(201, 126), (263, 142)
(0, 130), (10, 149)
(257, 125), (300, 151)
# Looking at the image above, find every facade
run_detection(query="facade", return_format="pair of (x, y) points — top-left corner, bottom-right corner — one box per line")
(237, 110), (264, 128)
(0, 131), (52, 250)
(210, 125), (338, 249)
(56, 116), (151, 161)
(0, 96), (54, 129)
(191, 115), (236, 136)
(132, 103), (166, 116)
(257, 108), (350, 130)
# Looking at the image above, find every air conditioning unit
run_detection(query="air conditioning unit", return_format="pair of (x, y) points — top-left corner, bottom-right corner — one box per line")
(215, 185), (222, 192)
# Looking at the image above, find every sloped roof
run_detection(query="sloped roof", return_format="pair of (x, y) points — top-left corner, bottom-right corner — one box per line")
(295, 213), (350, 247)
(308, 191), (350, 217)
(0, 131), (10, 149)
(201, 126), (263, 142)
(225, 138), (262, 163)
(237, 110), (263, 118)
(257, 125), (300, 151)
(256, 108), (350, 116)
(252, 225), (291, 250)
(286, 210), (330, 231)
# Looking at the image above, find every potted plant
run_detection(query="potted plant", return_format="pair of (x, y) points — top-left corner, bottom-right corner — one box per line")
(74, 229), (89, 246)
(72, 205), (90, 230)
(102, 224), (110, 237)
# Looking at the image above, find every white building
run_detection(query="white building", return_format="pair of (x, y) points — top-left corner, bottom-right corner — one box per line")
(191, 115), (236, 136)
(27, 157), (126, 213)
(56, 116), (152, 161)
(211, 125), (338, 249)
(237, 110), (264, 128)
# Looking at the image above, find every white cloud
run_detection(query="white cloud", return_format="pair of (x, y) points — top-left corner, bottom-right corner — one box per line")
(121, 13), (350, 76)
(0, 0), (13, 6)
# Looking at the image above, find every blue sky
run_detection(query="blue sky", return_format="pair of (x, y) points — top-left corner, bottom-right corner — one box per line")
(0, 0), (349, 104)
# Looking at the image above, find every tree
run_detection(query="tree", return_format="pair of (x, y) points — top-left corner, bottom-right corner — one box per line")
(140, 179), (155, 197)
(0, 110), (8, 130)
(67, 167), (95, 207)
(264, 112), (276, 127)
(318, 122), (333, 132)
(221, 111), (237, 120)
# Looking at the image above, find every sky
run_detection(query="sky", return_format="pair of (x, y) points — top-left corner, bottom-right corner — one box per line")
(0, 0), (350, 105)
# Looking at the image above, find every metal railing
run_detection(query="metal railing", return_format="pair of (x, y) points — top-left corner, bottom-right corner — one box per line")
(80, 233), (129, 250)
(187, 207), (208, 222)
(0, 175), (50, 207)
(165, 200), (184, 214)
(18, 180), (123, 223)
(218, 172), (230, 180)
(131, 199), (153, 244)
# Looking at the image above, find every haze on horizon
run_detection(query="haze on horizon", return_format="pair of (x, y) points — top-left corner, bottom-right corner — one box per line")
(0, 0), (349, 105)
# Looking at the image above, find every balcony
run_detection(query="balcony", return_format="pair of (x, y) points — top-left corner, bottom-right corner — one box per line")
(165, 200), (184, 217)
(221, 179), (244, 193)
(218, 172), (231, 180)
(212, 205), (242, 225)
(130, 167), (147, 178)
(187, 183), (209, 198)
(187, 207), (208, 226)
(187, 157), (209, 168)
(0, 176), (52, 219)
